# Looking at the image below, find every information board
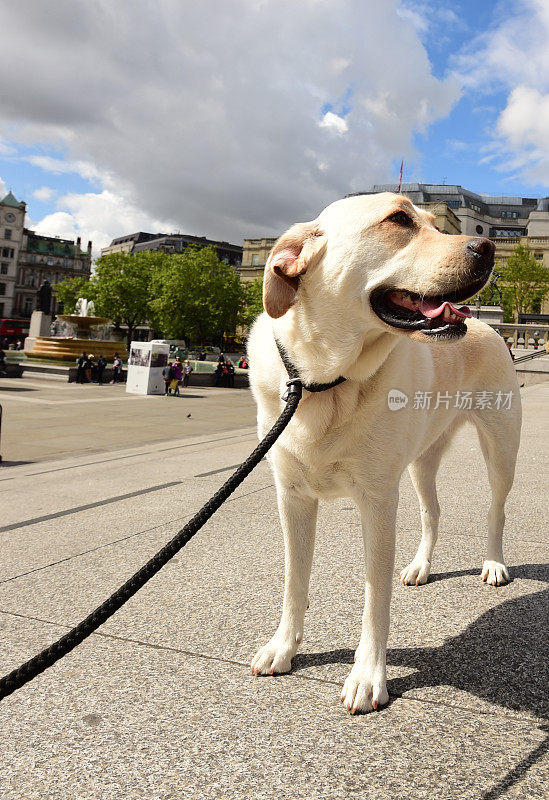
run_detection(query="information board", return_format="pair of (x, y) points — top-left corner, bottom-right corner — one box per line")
(126, 341), (170, 395)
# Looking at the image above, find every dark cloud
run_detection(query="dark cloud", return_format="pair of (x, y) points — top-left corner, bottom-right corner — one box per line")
(0, 0), (459, 243)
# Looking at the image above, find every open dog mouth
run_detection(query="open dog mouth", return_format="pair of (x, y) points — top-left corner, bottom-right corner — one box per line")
(370, 278), (487, 338)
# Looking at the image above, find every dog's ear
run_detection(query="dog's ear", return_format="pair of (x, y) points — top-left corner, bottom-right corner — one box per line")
(263, 222), (326, 318)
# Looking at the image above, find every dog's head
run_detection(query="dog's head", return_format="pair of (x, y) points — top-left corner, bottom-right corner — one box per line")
(263, 193), (495, 342)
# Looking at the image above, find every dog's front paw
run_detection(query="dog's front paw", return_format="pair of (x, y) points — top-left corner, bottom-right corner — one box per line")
(481, 560), (510, 586)
(400, 557), (431, 586)
(251, 636), (297, 676)
(340, 664), (388, 714)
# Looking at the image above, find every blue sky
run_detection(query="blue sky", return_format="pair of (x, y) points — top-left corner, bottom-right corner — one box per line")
(403, 0), (539, 197)
(1, 0), (548, 253)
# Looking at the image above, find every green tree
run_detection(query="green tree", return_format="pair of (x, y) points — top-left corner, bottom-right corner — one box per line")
(496, 244), (549, 320)
(93, 251), (163, 350)
(150, 246), (242, 345)
(239, 277), (264, 330)
(52, 276), (94, 314)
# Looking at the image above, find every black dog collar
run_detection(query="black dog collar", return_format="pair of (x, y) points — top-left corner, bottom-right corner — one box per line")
(274, 335), (346, 398)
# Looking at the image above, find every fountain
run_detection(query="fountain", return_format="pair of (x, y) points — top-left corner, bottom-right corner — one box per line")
(24, 298), (127, 362)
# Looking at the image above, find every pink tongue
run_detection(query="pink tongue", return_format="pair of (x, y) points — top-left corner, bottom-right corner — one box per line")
(418, 299), (472, 319)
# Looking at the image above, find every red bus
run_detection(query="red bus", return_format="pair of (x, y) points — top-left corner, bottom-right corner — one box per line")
(0, 318), (30, 344)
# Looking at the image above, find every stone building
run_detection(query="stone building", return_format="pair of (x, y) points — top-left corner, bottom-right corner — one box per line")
(15, 231), (92, 318)
(0, 190), (92, 320)
(240, 237), (277, 281)
(0, 192), (26, 318)
(102, 231), (242, 268)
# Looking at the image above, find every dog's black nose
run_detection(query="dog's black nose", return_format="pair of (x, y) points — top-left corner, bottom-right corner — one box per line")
(466, 237), (495, 260)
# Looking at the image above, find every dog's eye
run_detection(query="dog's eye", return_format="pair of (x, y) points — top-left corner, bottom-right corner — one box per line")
(387, 211), (413, 227)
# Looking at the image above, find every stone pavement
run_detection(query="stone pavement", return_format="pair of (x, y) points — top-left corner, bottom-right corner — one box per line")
(0, 378), (547, 799)
(0, 376), (257, 465)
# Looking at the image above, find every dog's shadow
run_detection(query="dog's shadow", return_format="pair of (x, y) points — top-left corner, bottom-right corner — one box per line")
(292, 563), (549, 722)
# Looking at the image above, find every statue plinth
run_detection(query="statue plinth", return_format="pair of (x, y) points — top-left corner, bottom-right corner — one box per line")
(24, 311), (53, 356)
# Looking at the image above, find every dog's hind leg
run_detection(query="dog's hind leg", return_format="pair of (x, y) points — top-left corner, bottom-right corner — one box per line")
(400, 431), (452, 585)
(251, 487), (318, 675)
(473, 407), (520, 586)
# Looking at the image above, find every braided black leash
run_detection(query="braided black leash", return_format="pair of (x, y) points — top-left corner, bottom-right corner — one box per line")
(0, 381), (304, 702)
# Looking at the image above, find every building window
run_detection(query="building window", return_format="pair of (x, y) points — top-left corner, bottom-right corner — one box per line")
(475, 225), (484, 235)
(447, 200), (460, 207)
(0, 263), (7, 275)
(251, 253), (259, 266)
(4, 229), (12, 239)
(470, 203), (481, 213)
(30, 254), (36, 264)
(1, 247), (14, 258)
(534, 253), (544, 260)
(0, 302), (3, 316)
(24, 297), (33, 315)
(501, 210), (518, 219)
(62, 259), (69, 268)
(0, 283), (6, 296)
(492, 228), (523, 238)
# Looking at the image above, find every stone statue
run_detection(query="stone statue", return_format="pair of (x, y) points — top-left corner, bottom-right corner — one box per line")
(36, 280), (52, 314)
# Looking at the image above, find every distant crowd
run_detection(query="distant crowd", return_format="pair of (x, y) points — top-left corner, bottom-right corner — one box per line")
(75, 352), (123, 384)
(162, 352), (249, 395)
(1, 338), (24, 351)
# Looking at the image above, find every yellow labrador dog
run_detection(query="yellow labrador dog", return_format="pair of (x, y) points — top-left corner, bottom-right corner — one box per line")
(247, 193), (521, 714)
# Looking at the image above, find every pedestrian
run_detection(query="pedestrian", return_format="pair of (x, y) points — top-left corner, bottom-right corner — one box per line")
(76, 351), (87, 383)
(84, 354), (94, 383)
(0, 346), (6, 376)
(15, 339), (23, 351)
(199, 349), (207, 361)
(214, 355), (225, 387)
(96, 354), (107, 385)
(162, 361), (174, 395)
(171, 357), (183, 396)
(182, 359), (193, 387)
(111, 353), (122, 383)
(227, 358), (235, 388)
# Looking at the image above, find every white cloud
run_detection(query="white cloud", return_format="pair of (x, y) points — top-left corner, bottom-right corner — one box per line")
(26, 155), (106, 185)
(318, 112), (348, 135)
(0, 139), (16, 156)
(0, 0), (460, 242)
(33, 189), (174, 258)
(32, 185), (56, 201)
(397, 1), (465, 38)
(454, 0), (549, 186)
(0, 176), (6, 197)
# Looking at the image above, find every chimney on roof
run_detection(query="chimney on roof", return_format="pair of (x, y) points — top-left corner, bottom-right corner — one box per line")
(87, 240), (92, 252)
(76, 236), (81, 250)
